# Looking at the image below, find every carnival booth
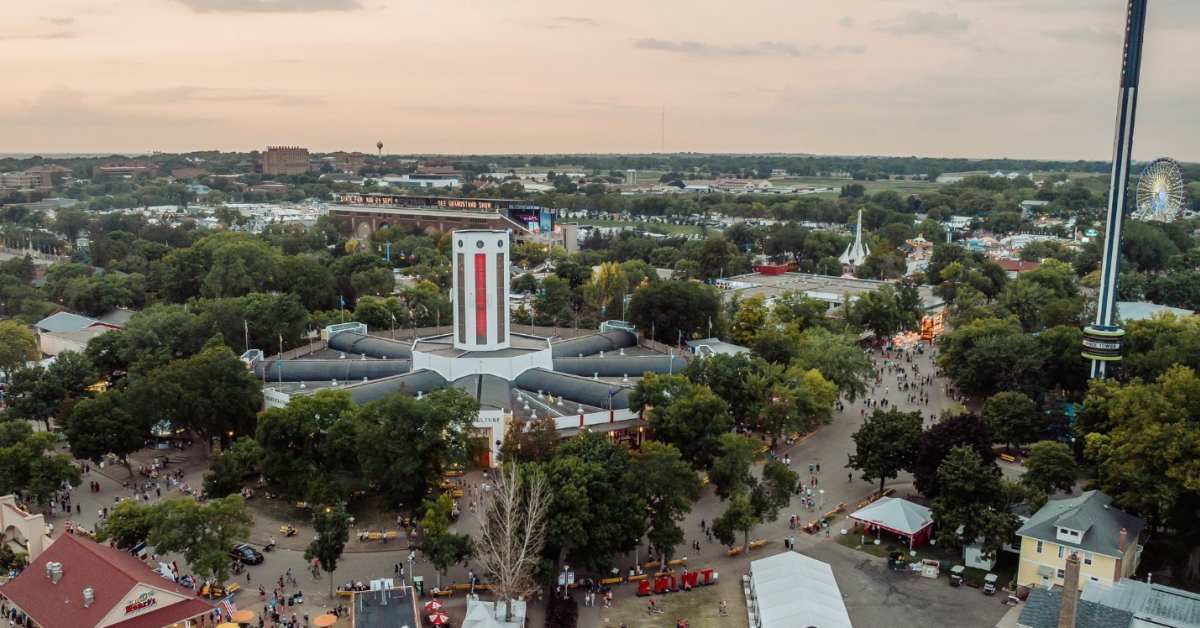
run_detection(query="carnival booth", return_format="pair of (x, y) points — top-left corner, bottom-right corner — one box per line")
(848, 497), (934, 549)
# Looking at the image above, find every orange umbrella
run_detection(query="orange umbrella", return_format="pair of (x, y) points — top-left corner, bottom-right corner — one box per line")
(429, 612), (451, 625)
(313, 615), (338, 628)
(424, 599), (444, 612)
(231, 609), (255, 624)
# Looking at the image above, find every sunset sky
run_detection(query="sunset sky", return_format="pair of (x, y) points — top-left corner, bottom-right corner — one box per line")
(4, 0), (1200, 160)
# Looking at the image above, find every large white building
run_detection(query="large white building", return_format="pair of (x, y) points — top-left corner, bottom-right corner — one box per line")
(252, 229), (691, 466)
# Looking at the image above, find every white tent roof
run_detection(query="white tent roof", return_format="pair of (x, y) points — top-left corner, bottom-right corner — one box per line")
(849, 497), (933, 536)
(462, 599), (525, 628)
(749, 552), (852, 628)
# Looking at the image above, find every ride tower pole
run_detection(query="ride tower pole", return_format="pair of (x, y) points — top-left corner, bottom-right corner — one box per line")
(1083, 0), (1150, 379)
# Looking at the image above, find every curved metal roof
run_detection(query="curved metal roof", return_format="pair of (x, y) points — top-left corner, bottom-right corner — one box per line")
(344, 370), (448, 405)
(550, 330), (637, 358)
(254, 359), (411, 382)
(451, 374), (514, 411)
(328, 332), (414, 359)
(552, 355), (686, 378)
(513, 368), (633, 410)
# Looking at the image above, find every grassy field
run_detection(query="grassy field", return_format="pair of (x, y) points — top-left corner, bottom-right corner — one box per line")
(596, 573), (746, 628)
(771, 176), (941, 196)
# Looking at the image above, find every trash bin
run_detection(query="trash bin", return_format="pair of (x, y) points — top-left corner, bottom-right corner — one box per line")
(413, 576), (425, 597)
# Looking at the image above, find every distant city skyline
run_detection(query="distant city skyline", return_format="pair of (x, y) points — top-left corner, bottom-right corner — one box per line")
(4, 0), (1200, 160)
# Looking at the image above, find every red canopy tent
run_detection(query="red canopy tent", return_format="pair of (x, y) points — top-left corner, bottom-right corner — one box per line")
(849, 497), (934, 549)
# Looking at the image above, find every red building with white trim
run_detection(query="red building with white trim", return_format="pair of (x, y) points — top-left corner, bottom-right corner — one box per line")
(0, 534), (216, 628)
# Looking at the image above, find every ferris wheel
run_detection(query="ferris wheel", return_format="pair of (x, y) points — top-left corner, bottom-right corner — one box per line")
(1133, 157), (1186, 222)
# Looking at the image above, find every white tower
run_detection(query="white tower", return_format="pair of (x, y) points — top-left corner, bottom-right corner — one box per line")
(839, 209), (871, 267)
(452, 229), (511, 351)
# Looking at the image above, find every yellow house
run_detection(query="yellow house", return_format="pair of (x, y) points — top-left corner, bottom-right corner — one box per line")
(1016, 490), (1144, 590)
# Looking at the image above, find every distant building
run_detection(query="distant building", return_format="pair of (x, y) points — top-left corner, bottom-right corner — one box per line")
(169, 166), (209, 180)
(384, 173), (460, 189)
(91, 162), (158, 179)
(320, 151), (367, 174)
(262, 146), (310, 176)
(1, 165), (68, 191)
(625, 169), (638, 185)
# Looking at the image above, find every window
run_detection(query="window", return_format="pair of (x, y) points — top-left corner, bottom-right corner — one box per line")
(1057, 569), (1066, 579)
(1036, 540), (1043, 554)
(1084, 552), (1094, 566)
(1058, 545), (1065, 559)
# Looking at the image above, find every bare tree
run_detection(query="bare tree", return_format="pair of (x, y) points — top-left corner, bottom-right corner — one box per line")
(473, 464), (549, 622)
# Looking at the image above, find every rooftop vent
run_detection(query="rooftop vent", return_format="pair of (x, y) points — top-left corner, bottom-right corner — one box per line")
(46, 562), (63, 583)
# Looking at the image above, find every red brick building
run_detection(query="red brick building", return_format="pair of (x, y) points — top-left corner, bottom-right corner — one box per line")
(0, 534), (216, 628)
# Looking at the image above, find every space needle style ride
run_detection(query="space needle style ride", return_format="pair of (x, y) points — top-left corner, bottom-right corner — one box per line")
(1082, 0), (1150, 379)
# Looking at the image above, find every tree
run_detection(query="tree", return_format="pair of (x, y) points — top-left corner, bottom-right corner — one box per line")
(931, 446), (1019, 555)
(708, 433), (759, 500)
(0, 320), (36, 380)
(630, 442), (702, 562)
(711, 492), (756, 552)
(981, 391), (1040, 451)
(540, 432), (645, 574)
(1022, 441), (1076, 495)
(627, 280), (721, 344)
(127, 337), (263, 447)
(533, 275), (573, 325)
(938, 316), (1047, 398)
(770, 292), (830, 331)
(789, 328), (874, 401)
(730, 294), (769, 346)
(351, 266), (395, 299)
(913, 413), (995, 499)
(357, 389), (477, 513)
(0, 431), (80, 508)
(104, 495), (253, 583)
(420, 493), (473, 588)
(753, 458), (799, 525)
(64, 391), (149, 475)
(474, 464), (549, 622)
(255, 389), (358, 500)
(584, 261), (629, 321)
(637, 375), (732, 470)
(499, 416), (559, 464)
(203, 437), (264, 498)
(845, 284), (921, 338)
(682, 353), (761, 426)
(1083, 365), (1200, 528)
(306, 503), (352, 600)
(95, 499), (158, 549)
(848, 409), (923, 494)
(754, 367), (837, 444)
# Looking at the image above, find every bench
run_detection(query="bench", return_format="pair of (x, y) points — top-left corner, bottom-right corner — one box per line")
(599, 577), (623, 586)
(628, 574), (649, 582)
(748, 539), (766, 550)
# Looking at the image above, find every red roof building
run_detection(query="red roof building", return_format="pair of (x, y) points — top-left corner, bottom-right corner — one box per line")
(995, 258), (1042, 275)
(0, 534), (215, 628)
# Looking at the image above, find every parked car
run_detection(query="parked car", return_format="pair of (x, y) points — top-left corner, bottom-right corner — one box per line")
(230, 544), (264, 565)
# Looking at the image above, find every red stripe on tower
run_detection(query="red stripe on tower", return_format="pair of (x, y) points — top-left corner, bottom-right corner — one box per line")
(474, 253), (487, 343)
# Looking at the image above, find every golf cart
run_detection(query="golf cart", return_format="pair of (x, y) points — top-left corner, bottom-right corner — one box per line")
(948, 565), (965, 587)
(983, 573), (999, 595)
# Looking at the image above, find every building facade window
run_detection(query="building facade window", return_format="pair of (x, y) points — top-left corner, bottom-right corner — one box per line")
(1058, 545), (1065, 559)
(1036, 540), (1043, 554)
(1084, 552), (1093, 565)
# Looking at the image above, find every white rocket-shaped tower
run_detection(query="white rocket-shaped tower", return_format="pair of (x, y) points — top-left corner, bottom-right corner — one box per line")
(452, 229), (511, 352)
(839, 209), (870, 267)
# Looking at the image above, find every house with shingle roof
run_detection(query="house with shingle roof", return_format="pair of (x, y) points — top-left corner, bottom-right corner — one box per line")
(1016, 490), (1145, 590)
